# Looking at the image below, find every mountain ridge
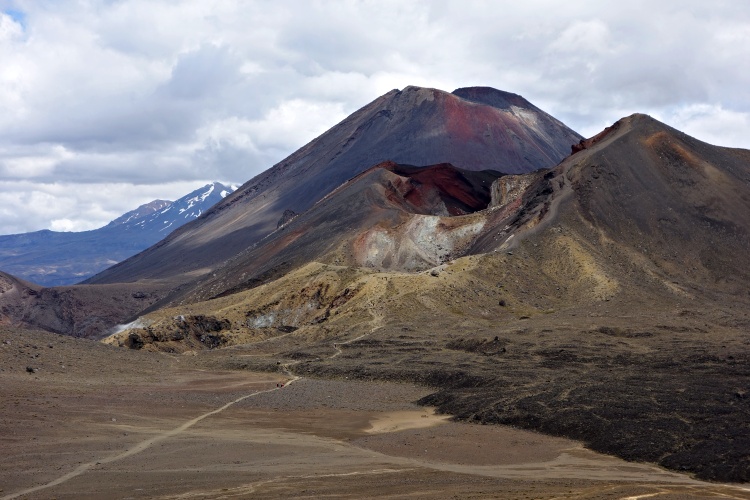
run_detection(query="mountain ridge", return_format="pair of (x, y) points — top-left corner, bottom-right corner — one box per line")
(107, 199), (173, 228)
(0, 182), (234, 286)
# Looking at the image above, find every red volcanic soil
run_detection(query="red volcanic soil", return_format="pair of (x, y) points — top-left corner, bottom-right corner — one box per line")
(570, 120), (622, 154)
(384, 163), (501, 215)
(444, 95), (499, 143)
(173, 161), (503, 304)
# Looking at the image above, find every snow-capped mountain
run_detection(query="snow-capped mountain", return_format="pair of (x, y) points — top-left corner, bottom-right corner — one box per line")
(107, 182), (235, 235)
(0, 182), (235, 286)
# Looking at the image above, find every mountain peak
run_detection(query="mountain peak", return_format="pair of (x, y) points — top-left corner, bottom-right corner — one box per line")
(570, 113), (695, 156)
(108, 199), (172, 227)
(145, 182), (235, 233)
(451, 86), (532, 111)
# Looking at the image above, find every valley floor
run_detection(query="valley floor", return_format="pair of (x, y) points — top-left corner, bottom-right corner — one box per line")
(1, 328), (749, 500)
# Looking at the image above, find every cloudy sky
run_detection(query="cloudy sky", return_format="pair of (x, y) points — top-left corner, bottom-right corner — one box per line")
(1, 1), (748, 233)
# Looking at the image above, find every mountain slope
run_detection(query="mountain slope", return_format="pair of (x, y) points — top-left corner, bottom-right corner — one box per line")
(86, 85), (581, 285)
(551, 113), (750, 298)
(108, 114), (750, 482)
(135, 114), (750, 313)
(0, 182), (234, 286)
(153, 162), (504, 307)
(0, 270), (167, 337)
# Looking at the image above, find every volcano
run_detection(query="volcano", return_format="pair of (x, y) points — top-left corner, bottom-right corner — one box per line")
(85, 86), (581, 286)
(151, 161), (504, 307)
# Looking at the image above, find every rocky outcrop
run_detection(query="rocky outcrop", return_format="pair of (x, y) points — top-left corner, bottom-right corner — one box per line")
(277, 209), (299, 228)
(489, 175), (534, 208)
(119, 314), (232, 351)
(570, 119), (622, 154)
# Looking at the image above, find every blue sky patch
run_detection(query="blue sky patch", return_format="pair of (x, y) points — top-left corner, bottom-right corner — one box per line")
(3, 8), (26, 28)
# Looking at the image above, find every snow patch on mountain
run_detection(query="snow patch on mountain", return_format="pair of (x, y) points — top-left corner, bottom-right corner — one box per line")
(108, 199), (172, 227)
(119, 182), (235, 233)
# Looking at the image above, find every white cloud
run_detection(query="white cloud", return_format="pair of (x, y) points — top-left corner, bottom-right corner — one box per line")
(0, 0), (749, 233)
(244, 99), (348, 149)
(49, 218), (77, 232)
(0, 144), (74, 179)
(0, 11), (22, 42)
(548, 20), (617, 55)
(663, 104), (750, 148)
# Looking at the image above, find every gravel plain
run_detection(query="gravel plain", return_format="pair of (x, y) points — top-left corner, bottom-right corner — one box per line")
(3, 327), (750, 499)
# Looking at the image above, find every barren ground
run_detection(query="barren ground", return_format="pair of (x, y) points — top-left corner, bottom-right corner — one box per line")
(2, 328), (749, 500)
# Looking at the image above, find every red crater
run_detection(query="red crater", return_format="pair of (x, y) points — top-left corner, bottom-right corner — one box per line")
(383, 162), (503, 216)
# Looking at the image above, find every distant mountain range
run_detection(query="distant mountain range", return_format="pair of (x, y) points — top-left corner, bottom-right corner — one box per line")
(0, 182), (235, 286)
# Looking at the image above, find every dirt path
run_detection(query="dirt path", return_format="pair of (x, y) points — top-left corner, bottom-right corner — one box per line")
(4, 369), (750, 499)
(331, 292), (384, 359)
(159, 468), (415, 499)
(1, 382), (295, 500)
